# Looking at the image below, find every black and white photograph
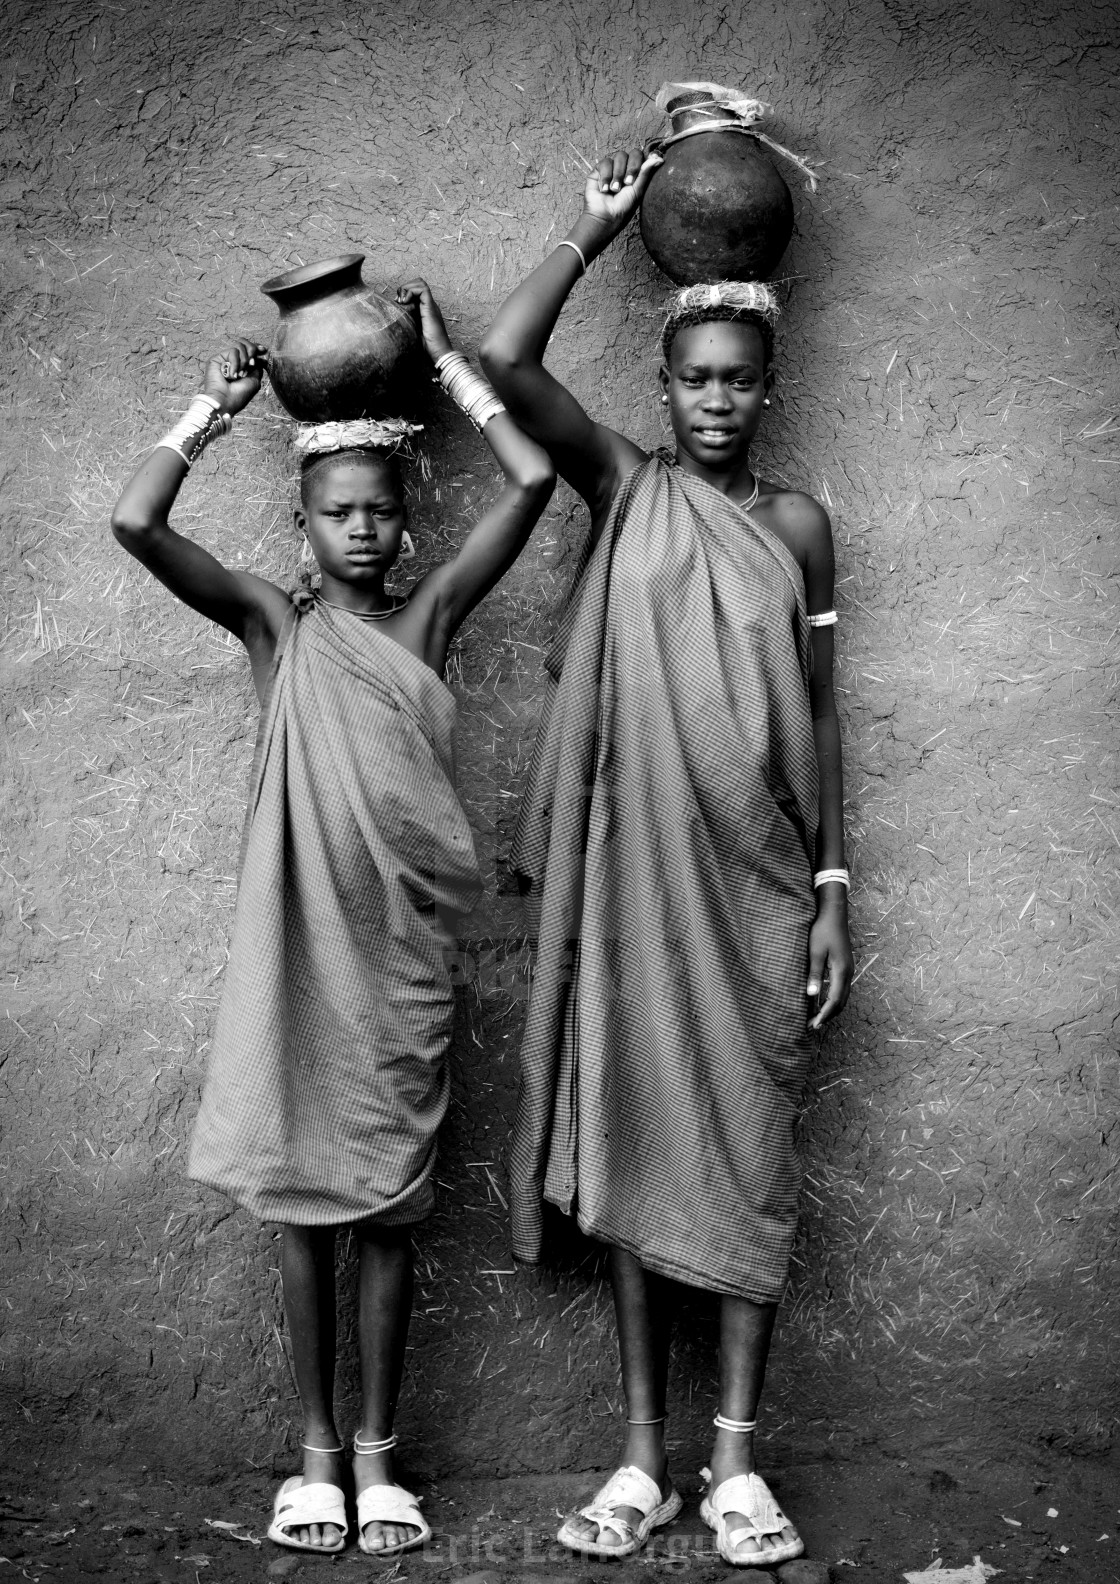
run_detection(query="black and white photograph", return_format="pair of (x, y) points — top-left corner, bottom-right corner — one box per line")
(0, 2), (1116, 1579)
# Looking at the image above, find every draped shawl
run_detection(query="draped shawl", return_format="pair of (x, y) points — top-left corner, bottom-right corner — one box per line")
(189, 602), (482, 1226)
(509, 457), (818, 1299)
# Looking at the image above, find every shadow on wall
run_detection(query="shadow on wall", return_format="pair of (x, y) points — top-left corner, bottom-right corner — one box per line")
(0, 0), (1116, 1477)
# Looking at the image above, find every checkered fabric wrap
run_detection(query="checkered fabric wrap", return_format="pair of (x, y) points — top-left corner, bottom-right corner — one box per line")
(189, 602), (482, 1226)
(509, 456), (819, 1300)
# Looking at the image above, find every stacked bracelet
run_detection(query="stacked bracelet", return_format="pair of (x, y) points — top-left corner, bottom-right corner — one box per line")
(813, 868), (850, 889)
(434, 350), (506, 433)
(155, 394), (232, 466)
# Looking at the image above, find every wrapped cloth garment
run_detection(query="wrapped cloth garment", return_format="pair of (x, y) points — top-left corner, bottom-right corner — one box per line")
(509, 456), (818, 1301)
(189, 602), (482, 1226)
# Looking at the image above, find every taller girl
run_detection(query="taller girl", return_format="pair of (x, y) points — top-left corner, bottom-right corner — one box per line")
(481, 151), (854, 1568)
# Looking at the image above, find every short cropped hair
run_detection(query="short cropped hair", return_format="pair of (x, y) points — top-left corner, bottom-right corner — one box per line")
(299, 447), (405, 507)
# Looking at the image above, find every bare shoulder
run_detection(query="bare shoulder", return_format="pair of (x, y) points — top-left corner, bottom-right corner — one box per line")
(234, 570), (293, 636)
(586, 424), (649, 537)
(243, 569), (295, 619)
(238, 572), (293, 668)
(765, 487), (832, 551)
(757, 486), (831, 575)
(601, 423), (649, 481)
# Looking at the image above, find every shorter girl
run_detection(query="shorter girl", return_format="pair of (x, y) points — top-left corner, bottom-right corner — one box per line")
(111, 282), (553, 1556)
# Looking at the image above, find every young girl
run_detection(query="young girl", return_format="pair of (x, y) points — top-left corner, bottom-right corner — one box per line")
(481, 152), (853, 1568)
(111, 281), (553, 1556)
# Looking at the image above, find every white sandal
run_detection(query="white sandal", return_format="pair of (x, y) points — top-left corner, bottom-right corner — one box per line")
(354, 1432), (432, 1557)
(267, 1440), (348, 1554)
(557, 1464), (683, 1558)
(699, 1468), (804, 1567)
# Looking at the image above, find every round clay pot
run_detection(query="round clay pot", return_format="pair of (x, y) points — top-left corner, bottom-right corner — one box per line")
(639, 92), (794, 284)
(260, 253), (418, 422)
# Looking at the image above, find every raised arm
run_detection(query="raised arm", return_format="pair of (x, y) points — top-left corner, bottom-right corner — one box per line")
(479, 148), (662, 517)
(111, 342), (292, 685)
(396, 281), (554, 646)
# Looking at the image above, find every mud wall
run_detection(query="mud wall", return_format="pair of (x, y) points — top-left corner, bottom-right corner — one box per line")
(1, 0), (1117, 1479)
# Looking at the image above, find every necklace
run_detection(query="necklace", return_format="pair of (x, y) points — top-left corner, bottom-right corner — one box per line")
(738, 470), (760, 512)
(316, 593), (407, 621)
(663, 449), (760, 510)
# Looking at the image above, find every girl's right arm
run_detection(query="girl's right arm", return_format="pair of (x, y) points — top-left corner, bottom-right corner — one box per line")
(480, 148), (662, 526)
(110, 341), (291, 682)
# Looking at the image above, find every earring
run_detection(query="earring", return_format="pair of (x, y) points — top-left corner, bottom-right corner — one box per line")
(660, 394), (669, 405)
(300, 537), (314, 563)
(399, 530), (416, 560)
(763, 398), (771, 407)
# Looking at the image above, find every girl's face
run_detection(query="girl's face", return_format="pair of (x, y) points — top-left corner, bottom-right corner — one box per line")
(295, 456), (407, 585)
(660, 320), (773, 471)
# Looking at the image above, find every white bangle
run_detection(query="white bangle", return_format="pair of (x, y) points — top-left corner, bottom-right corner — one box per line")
(155, 393), (231, 467)
(555, 238), (587, 274)
(435, 350), (506, 432)
(814, 868), (850, 890)
(808, 609), (838, 627)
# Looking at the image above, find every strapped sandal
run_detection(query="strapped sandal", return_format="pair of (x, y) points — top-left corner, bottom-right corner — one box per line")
(268, 1441), (348, 1554)
(354, 1432), (432, 1557)
(699, 1467), (804, 1567)
(557, 1464), (683, 1558)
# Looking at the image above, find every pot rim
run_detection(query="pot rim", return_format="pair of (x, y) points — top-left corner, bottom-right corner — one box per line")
(261, 253), (365, 298)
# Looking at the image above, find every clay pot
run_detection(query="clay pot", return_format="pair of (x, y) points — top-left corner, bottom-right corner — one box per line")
(639, 92), (794, 284)
(260, 253), (418, 422)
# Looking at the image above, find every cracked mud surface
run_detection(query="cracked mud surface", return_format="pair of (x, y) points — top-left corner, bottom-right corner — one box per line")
(0, 0), (1116, 1552)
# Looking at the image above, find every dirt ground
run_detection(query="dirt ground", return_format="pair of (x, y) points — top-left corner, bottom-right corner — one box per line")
(1, 0), (1118, 1577)
(2, 1453), (1119, 1582)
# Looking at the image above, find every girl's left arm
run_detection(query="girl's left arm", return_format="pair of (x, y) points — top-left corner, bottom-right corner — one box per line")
(398, 281), (555, 639)
(799, 498), (855, 1030)
(434, 409), (555, 635)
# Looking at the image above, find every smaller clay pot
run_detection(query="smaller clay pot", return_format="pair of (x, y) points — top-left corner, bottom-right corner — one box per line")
(261, 253), (418, 422)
